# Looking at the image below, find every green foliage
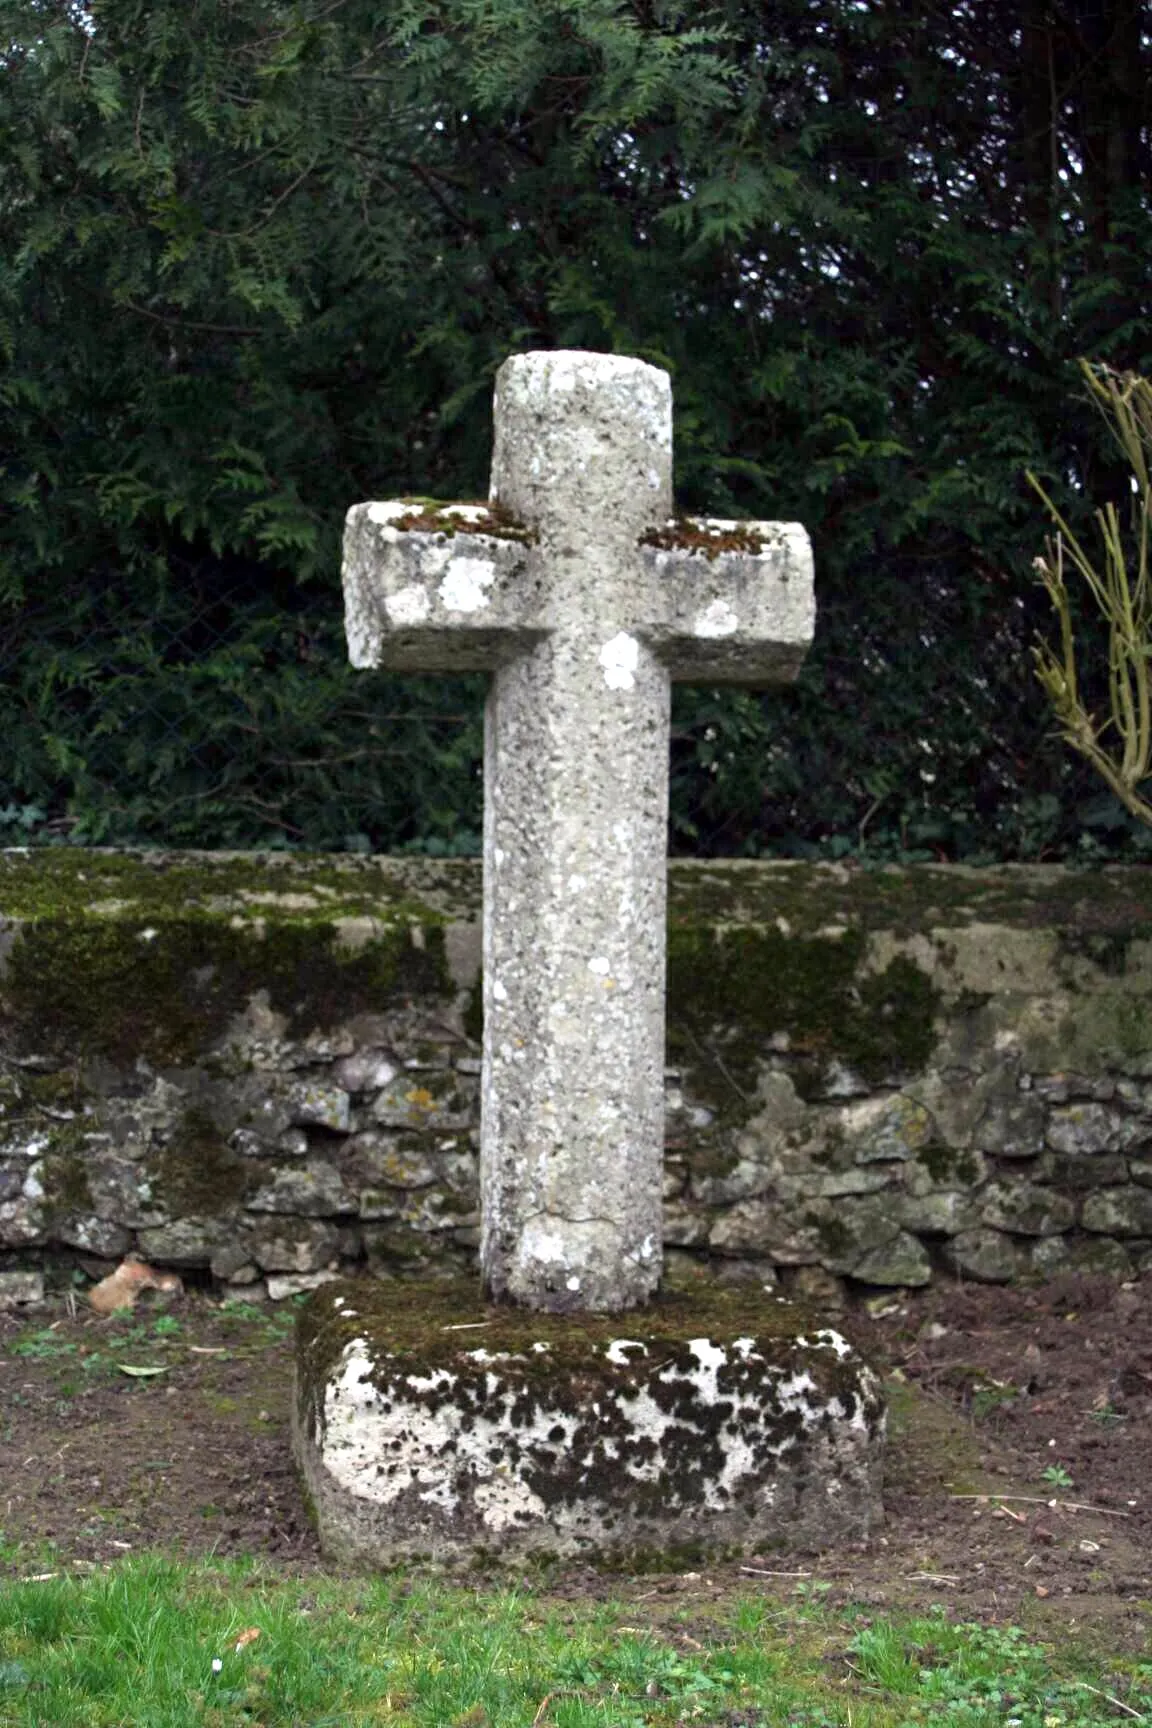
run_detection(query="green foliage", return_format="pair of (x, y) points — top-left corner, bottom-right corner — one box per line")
(2, 0), (1151, 858)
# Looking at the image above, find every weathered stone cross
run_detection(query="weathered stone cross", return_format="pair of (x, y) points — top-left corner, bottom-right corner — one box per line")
(343, 351), (814, 1313)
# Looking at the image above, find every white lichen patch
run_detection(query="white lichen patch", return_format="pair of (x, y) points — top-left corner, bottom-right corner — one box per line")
(693, 599), (740, 639)
(366, 501), (416, 525)
(321, 1341), (583, 1528)
(439, 557), (496, 613)
(605, 1339), (648, 1366)
(598, 631), (640, 690)
(472, 1476), (549, 1532)
(797, 1329), (854, 1360)
(383, 584), (432, 627)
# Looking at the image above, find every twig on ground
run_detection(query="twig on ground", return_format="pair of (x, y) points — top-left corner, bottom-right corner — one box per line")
(739, 1567), (813, 1578)
(909, 1572), (958, 1585)
(1074, 1679), (1147, 1721)
(949, 1493), (1130, 1517)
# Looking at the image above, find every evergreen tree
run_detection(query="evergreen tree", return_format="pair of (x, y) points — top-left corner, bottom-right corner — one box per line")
(2, 0), (1149, 856)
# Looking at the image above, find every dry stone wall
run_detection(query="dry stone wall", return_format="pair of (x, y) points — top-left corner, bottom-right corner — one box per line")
(1, 851), (1150, 1299)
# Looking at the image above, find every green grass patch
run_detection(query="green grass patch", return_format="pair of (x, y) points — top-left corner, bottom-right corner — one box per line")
(0, 1559), (1148, 1726)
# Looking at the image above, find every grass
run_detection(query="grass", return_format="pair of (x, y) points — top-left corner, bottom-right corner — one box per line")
(0, 1558), (1148, 1727)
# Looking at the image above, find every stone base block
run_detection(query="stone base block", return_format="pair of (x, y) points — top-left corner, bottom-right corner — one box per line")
(293, 1279), (886, 1566)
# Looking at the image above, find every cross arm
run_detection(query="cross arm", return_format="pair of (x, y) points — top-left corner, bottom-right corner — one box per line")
(343, 502), (543, 672)
(640, 519), (815, 684)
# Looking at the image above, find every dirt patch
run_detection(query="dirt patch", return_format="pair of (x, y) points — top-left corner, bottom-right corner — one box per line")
(0, 1272), (1149, 1649)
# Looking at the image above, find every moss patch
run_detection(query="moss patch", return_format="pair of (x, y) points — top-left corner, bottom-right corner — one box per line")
(1, 915), (450, 1066)
(916, 1144), (982, 1186)
(641, 518), (768, 559)
(666, 926), (939, 1111)
(0, 848), (481, 923)
(297, 1276), (863, 1400)
(382, 498), (537, 544)
(148, 1108), (250, 1217)
(665, 860), (1152, 940)
(40, 1139), (93, 1217)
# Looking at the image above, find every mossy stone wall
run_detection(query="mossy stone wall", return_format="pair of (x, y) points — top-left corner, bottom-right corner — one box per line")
(2, 851), (1150, 1293)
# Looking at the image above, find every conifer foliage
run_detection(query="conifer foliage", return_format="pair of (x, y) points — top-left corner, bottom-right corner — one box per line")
(1, 1), (1150, 857)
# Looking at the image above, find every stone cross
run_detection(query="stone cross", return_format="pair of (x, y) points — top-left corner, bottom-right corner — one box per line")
(343, 351), (814, 1313)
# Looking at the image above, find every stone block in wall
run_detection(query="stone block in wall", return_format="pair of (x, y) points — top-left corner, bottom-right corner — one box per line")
(839, 1094), (935, 1163)
(905, 1062), (1019, 1149)
(902, 1148), (987, 1196)
(284, 1082), (352, 1132)
(1040, 1151), (1129, 1188)
(343, 1131), (440, 1190)
(396, 1190), (479, 1234)
(894, 1188), (978, 1235)
(56, 1214), (134, 1257)
(85, 1153), (170, 1227)
(230, 1127), (309, 1159)
(246, 1158), (356, 1217)
(1032, 1234), (1138, 1277)
(709, 1196), (825, 1263)
(238, 1080), (351, 1141)
(137, 1217), (235, 1266)
(0, 1270), (44, 1309)
(662, 1200), (710, 1247)
(943, 1229), (1025, 1283)
(243, 1217), (343, 1273)
(690, 1156), (776, 1206)
(852, 1234), (931, 1287)
(331, 1048), (398, 1092)
(371, 1072), (472, 1131)
(362, 1222), (464, 1271)
(974, 1095), (1047, 1157)
(978, 1181), (1076, 1236)
(1046, 1104), (1149, 1155)
(1030, 1073), (1116, 1102)
(1082, 1186), (1152, 1236)
(776, 1166), (892, 1200)
(358, 1190), (400, 1221)
(0, 1160), (47, 1244)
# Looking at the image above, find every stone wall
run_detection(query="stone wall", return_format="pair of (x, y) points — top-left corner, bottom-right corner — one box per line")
(1, 851), (1150, 1299)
